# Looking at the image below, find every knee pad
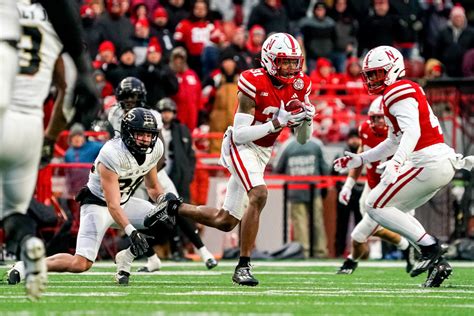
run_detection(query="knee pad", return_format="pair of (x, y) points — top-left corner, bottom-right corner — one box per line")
(351, 227), (369, 244)
(3, 213), (37, 258)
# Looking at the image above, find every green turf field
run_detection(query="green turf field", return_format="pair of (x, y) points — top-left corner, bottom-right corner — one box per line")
(1, 261), (473, 315)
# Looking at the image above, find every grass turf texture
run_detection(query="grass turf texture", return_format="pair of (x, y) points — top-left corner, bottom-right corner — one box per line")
(1, 261), (473, 315)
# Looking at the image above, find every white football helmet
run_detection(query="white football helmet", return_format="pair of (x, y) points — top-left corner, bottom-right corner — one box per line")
(261, 33), (303, 84)
(361, 46), (405, 95)
(367, 96), (387, 135)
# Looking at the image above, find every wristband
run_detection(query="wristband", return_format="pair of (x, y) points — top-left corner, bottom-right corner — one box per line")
(124, 224), (136, 236)
(343, 177), (356, 190)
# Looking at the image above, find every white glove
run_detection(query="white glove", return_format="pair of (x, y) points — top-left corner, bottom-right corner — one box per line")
(338, 186), (352, 205)
(333, 151), (363, 173)
(277, 102), (306, 127)
(377, 159), (401, 185)
(303, 102), (316, 121)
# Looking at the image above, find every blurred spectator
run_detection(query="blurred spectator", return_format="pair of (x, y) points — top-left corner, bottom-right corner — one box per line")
(64, 123), (104, 197)
(420, 0), (450, 60)
(390, 0), (423, 59)
(202, 52), (240, 153)
(310, 58), (343, 96)
(165, 0), (189, 32)
(299, 1), (336, 73)
(342, 56), (365, 105)
(137, 0), (161, 19)
(90, 0), (105, 16)
(435, 5), (474, 77)
(105, 47), (141, 87)
(282, 0), (310, 35)
(95, 0), (134, 56)
(332, 128), (363, 257)
(131, 18), (151, 65)
(462, 49), (474, 77)
(246, 25), (266, 68)
(327, 0), (358, 73)
(130, 0), (149, 25)
(424, 58), (444, 79)
(219, 27), (250, 73)
(201, 27), (227, 80)
(273, 133), (330, 258)
(358, 0), (398, 56)
(139, 38), (179, 106)
(247, 0), (289, 34)
(169, 47), (202, 132)
(210, 0), (235, 22)
(80, 4), (100, 58)
(150, 6), (176, 61)
(93, 41), (118, 70)
(157, 98), (196, 202)
(174, 0), (219, 78)
(93, 69), (115, 100)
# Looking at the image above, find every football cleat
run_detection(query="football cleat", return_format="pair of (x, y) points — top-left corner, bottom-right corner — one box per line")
(7, 267), (21, 285)
(336, 258), (358, 275)
(22, 237), (47, 301)
(422, 257), (452, 287)
(402, 245), (418, 274)
(115, 270), (130, 285)
(232, 266), (259, 286)
(144, 193), (182, 229)
(410, 241), (444, 277)
(205, 258), (218, 270)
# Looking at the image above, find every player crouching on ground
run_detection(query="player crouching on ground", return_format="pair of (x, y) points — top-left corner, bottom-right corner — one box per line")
(334, 45), (474, 287)
(8, 108), (172, 286)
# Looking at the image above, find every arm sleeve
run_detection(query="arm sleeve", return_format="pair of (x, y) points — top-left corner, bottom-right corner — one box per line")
(389, 98), (420, 164)
(232, 113), (276, 145)
(359, 137), (398, 163)
(295, 120), (313, 144)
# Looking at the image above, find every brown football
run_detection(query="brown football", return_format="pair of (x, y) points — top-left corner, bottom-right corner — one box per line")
(285, 99), (305, 114)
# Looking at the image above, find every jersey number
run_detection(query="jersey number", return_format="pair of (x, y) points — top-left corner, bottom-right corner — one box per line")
(118, 177), (143, 196)
(19, 26), (42, 75)
(427, 104), (443, 135)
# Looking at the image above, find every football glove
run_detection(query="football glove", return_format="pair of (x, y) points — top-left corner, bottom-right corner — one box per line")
(277, 102), (306, 127)
(333, 151), (363, 173)
(377, 159), (401, 185)
(129, 230), (151, 257)
(303, 102), (316, 121)
(338, 186), (352, 205)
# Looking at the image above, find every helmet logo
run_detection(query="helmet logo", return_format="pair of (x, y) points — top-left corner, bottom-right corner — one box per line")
(124, 112), (136, 122)
(266, 38), (276, 50)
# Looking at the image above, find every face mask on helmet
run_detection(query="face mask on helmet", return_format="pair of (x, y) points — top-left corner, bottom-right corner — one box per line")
(121, 108), (158, 155)
(361, 46), (405, 95)
(261, 33), (304, 85)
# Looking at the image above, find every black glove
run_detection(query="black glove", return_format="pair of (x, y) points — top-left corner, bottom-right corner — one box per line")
(72, 72), (101, 128)
(39, 136), (56, 169)
(129, 230), (152, 257)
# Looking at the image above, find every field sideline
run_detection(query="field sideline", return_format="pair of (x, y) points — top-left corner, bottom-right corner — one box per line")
(1, 260), (473, 315)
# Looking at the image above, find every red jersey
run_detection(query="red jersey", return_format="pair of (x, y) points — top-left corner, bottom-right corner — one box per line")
(237, 68), (312, 147)
(382, 80), (444, 151)
(359, 120), (387, 189)
(174, 19), (215, 56)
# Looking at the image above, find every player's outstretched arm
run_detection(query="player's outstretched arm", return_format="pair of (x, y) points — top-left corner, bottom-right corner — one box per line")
(144, 166), (165, 203)
(339, 146), (364, 205)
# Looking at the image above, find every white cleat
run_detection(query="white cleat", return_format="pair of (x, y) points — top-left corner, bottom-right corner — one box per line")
(22, 237), (47, 301)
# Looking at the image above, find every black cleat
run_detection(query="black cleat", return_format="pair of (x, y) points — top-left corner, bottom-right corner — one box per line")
(7, 268), (21, 285)
(115, 270), (130, 285)
(336, 258), (358, 275)
(144, 193), (183, 229)
(422, 257), (452, 287)
(410, 241), (444, 277)
(205, 258), (218, 270)
(402, 245), (418, 274)
(232, 266), (259, 286)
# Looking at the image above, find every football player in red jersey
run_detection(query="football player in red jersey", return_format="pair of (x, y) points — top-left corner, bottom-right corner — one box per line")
(147, 33), (316, 286)
(334, 45), (474, 287)
(337, 96), (415, 275)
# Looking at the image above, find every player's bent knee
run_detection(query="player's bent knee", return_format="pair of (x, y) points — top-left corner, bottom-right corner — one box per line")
(249, 186), (268, 207)
(215, 209), (239, 232)
(351, 229), (369, 244)
(72, 256), (93, 272)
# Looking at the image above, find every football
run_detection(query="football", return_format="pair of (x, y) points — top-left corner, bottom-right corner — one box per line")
(285, 99), (305, 114)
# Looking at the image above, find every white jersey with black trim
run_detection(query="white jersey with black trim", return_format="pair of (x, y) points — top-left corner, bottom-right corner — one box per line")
(108, 105), (163, 136)
(0, 0), (20, 40)
(11, 2), (63, 116)
(86, 137), (164, 204)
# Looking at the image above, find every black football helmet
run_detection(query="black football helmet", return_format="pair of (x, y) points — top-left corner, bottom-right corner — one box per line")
(121, 108), (159, 154)
(116, 77), (147, 111)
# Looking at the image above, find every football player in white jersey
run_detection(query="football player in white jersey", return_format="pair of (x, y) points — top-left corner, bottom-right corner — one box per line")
(2, 0), (63, 301)
(334, 45), (474, 287)
(108, 77), (218, 270)
(8, 108), (169, 286)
